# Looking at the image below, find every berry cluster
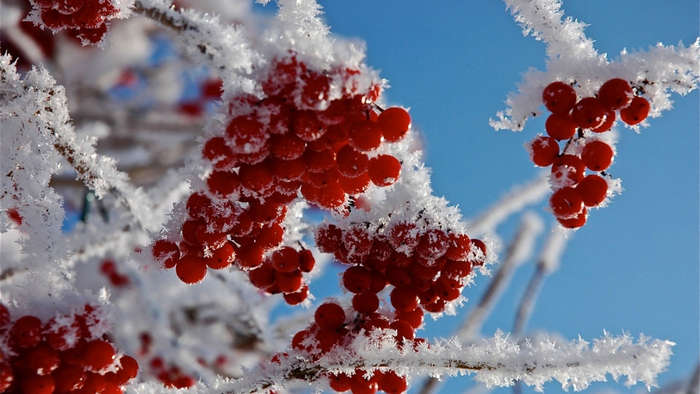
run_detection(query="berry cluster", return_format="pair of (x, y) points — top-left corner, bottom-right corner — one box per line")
(99, 260), (130, 288)
(0, 304), (138, 393)
(29, 0), (119, 45)
(317, 222), (485, 314)
(152, 55), (411, 305)
(285, 301), (420, 394)
(528, 79), (651, 228)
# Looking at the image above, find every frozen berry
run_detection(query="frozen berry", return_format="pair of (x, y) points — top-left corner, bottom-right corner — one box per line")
(581, 140), (613, 171)
(550, 187), (584, 218)
(620, 96), (650, 125)
(315, 303), (345, 330)
(598, 78), (632, 110)
(528, 135), (559, 167)
(571, 97), (606, 129)
(368, 155), (401, 187)
(576, 174), (608, 206)
(542, 81), (577, 115)
(176, 255), (207, 284)
(378, 107), (410, 142)
(545, 113), (577, 140)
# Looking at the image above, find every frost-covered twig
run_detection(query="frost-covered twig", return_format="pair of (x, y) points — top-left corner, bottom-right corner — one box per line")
(490, 0), (700, 131)
(215, 331), (673, 393)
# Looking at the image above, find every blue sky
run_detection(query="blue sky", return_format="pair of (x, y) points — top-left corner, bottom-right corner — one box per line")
(266, 1), (699, 393)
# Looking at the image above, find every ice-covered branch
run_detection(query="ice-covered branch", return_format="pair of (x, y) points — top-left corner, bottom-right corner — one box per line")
(215, 331), (673, 393)
(491, 0), (700, 131)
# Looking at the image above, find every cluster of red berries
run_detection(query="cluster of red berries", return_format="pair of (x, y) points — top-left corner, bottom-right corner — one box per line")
(152, 55), (410, 305)
(0, 304), (138, 393)
(178, 78), (224, 118)
(30, 0), (119, 44)
(529, 79), (650, 228)
(99, 260), (130, 288)
(285, 301), (421, 393)
(317, 222), (485, 314)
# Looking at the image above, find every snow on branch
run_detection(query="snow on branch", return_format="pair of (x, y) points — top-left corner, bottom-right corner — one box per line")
(0, 55), (159, 232)
(213, 331), (673, 393)
(491, 0), (700, 131)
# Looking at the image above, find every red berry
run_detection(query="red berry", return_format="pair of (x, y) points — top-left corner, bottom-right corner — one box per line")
(571, 97), (606, 129)
(293, 110), (325, 141)
(349, 121), (382, 152)
(176, 255), (207, 284)
(23, 344), (60, 375)
(577, 175), (608, 206)
(542, 81), (577, 114)
(271, 247), (300, 273)
(377, 371), (407, 394)
(203, 137), (234, 166)
(248, 264), (276, 288)
(328, 372), (352, 392)
(391, 287), (419, 312)
(389, 222), (419, 254)
(0, 304), (9, 327)
(581, 140), (614, 171)
(237, 245), (265, 269)
(416, 229), (449, 260)
(396, 308), (424, 329)
(10, 315), (42, 349)
(528, 135), (560, 167)
(350, 371), (378, 394)
(239, 163), (274, 192)
(445, 233), (471, 261)
(304, 149), (336, 173)
(317, 183), (346, 209)
(315, 303), (345, 330)
(84, 339), (116, 372)
(275, 270), (303, 293)
(315, 224), (343, 253)
(598, 78), (633, 110)
(422, 299), (446, 313)
(545, 113), (577, 140)
(591, 109), (615, 133)
(186, 193), (214, 219)
(390, 319), (415, 341)
(336, 145), (369, 178)
(443, 259), (472, 278)
(53, 364), (86, 392)
(368, 155), (401, 187)
(550, 187), (584, 218)
(283, 285), (309, 305)
(21, 374), (55, 394)
(550, 154), (586, 187)
(114, 355), (139, 383)
(207, 170), (240, 197)
(378, 107), (410, 142)
(206, 242), (235, 269)
(151, 239), (180, 268)
(342, 266), (372, 293)
(352, 292), (379, 314)
(299, 249), (315, 272)
(201, 78), (223, 99)
(226, 115), (267, 153)
(620, 96), (650, 125)
(338, 172), (371, 195)
(343, 226), (373, 260)
(558, 207), (588, 229)
(270, 134), (306, 160)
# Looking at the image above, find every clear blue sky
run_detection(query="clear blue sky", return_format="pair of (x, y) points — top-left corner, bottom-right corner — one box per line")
(267, 1), (699, 393)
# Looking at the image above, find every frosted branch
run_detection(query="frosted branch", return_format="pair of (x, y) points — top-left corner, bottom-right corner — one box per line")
(491, 0), (700, 131)
(215, 331), (673, 393)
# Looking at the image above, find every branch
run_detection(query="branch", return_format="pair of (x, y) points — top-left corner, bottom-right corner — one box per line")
(215, 331), (673, 393)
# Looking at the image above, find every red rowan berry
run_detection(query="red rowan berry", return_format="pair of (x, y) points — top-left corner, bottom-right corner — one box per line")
(21, 374), (55, 394)
(293, 110), (325, 141)
(378, 107), (411, 142)
(571, 97), (606, 129)
(591, 109), (615, 133)
(201, 78), (223, 99)
(377, 371), (407, 394)
(336, 145), (369, 178)
(391, 287), (419, 312)
(422, 299), (446, 313)
(390, 319), (415, 341)
(349, 121), (382, 152)
(352, 292), (379, 314)
(598, 78), (633, 110)
(299, 249), (315, 272)
(207, 170), (240, 197)
(416, 229), (449, 260)
(551, 154), (586, 187)
(186, 193), (214, 219)
(396, 308), (424, 329)
(350, 370), (378, 394)
(237, 245), (265, 269)
(0, 304), (8, 327)
(207, 242), (235, 269)
(343, 265), (373, 293)
(23, 344), (60, 375)
(226, 115), (266, 153)
(275, 270), (303, 293)
(53, 364), (86, 392)
(339, 172), (371, 195)
(283, 285), (308, 305)
(550, 187), (584, 218)
(542, 81), (577, 115)
(304, 149), (336, 173)
(317, 183), (346, 209)
(581, 140), (614, 171)
(176, 255), (207, 284)
(558, 207), (587, 229)
(577, 174), (608, 206)
(84, 339), (116, 371)
(545, 113), (577, 140)
(270, 134), (306, 160)
(10, 315), (42, 349)
(249, 264), (276, 288)
(315, 303), (345, 330)
(368, 155), (401, 187)
(315, 224), (343, 253)
(528, 135), (560, 167)
(301, 71), (330, 107)
(328, 372), (352, 392)
(389, 222), (419, 253)
(271, 247), (300, 273)
(445, 233), (471, 261)
(444, 259), (472, 278)
(620, 96), (650, 125)
(257, 224), (284, 249)
(203, 137), (233, 165)
(239, 163), (274, 192)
